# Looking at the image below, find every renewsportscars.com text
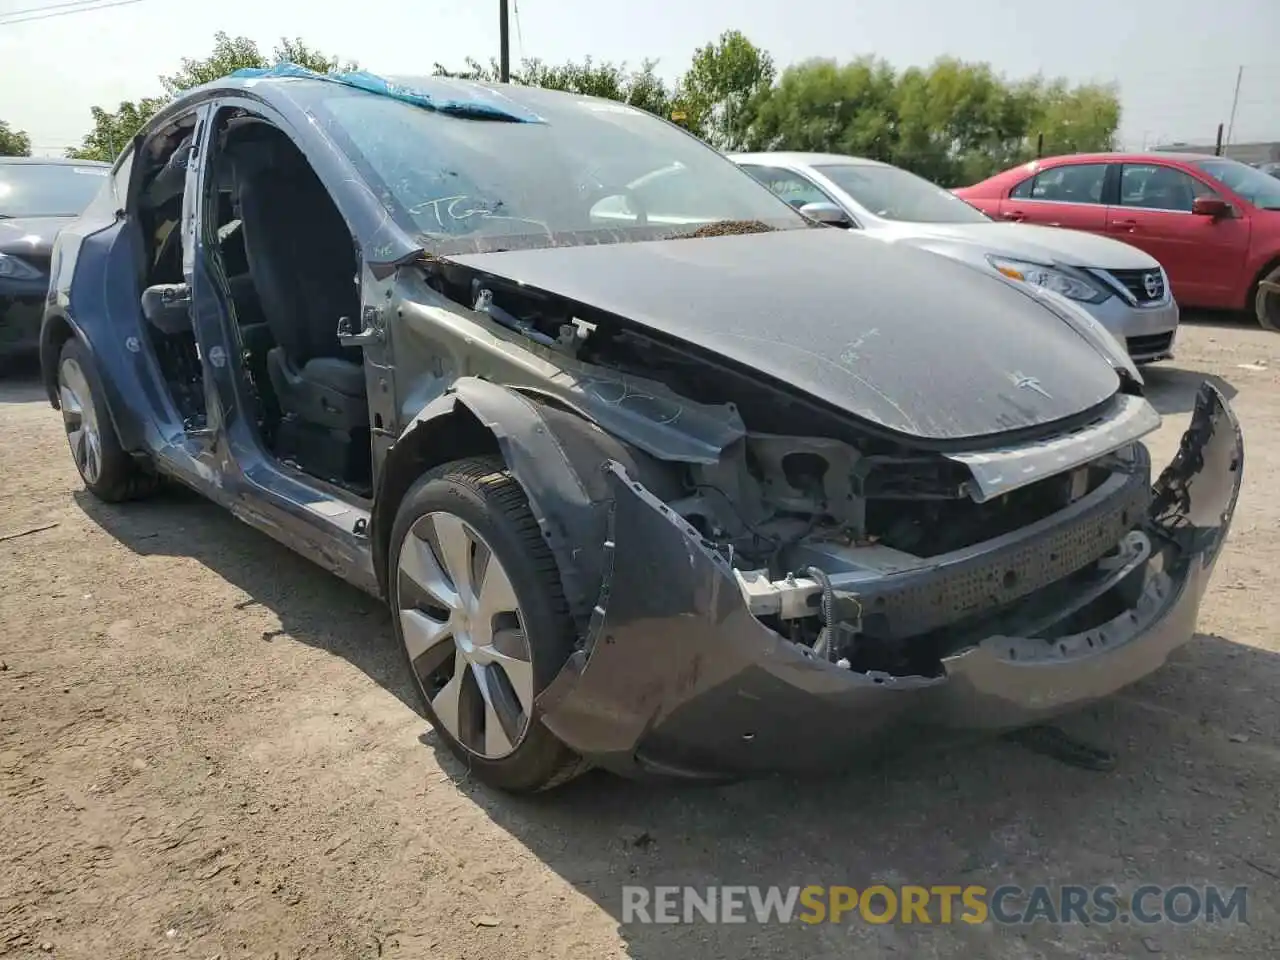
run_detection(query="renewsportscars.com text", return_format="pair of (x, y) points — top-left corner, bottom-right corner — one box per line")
(621, 884), (1248, 926)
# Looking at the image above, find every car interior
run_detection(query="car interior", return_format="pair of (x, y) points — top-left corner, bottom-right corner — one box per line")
(130, 116), (205, 429)
(1119, 166), (1199, 212)
(1028, 166), (1104, 203)
(131, 111), (372, 498)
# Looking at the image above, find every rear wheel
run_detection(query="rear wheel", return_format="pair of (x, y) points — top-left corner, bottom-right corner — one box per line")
(1255, 264), (1280, 332)
(388, 456), (587, 793)
(57, 338), (156, 502)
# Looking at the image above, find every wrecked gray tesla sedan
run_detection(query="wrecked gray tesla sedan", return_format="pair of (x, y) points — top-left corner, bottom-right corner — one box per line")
(41, 66), (1243, 792)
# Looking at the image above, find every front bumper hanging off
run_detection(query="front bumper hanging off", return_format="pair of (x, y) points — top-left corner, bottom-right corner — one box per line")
(536, 383), (1244, 779)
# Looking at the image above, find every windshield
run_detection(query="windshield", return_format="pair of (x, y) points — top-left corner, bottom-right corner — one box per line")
(1194, 158), (1280, 210)
(813, 163), (990, 223)
(0, 163), (107, 218)
(308, 84), (807, 252)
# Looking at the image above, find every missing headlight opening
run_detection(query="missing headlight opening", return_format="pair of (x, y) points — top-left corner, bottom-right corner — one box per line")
(422, 257), (1174, 684)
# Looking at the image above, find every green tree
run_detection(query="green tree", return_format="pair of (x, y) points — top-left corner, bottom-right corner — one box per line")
(892, 59), (1040, 185)
(68, 32), (357, 162)
(67, 97), (168, 163)
(747, 57), (900, 160)
(1028, 78), (1121, 156)
(744, 54), (1120, 187)
(432, 56), (673, 117)
(159, 31), (266, 96)
(673, 30), (774, 149)
(0, 120), (31, 157)
(273, 37), (360, 75)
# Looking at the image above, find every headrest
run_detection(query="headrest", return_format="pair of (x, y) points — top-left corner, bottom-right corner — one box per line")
(141, 133), (194, 209)
(217, 128), (305, 195)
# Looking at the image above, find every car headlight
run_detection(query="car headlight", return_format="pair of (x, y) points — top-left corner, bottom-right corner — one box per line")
(0, 252), (42, 281)
(988, 256), (1108, 304)
(1025, 282), (1144, 385)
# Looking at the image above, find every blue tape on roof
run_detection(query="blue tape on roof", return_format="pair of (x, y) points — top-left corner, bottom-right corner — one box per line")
(228, 63), (542, 123)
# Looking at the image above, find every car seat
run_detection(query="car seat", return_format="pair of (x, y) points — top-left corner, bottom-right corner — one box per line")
(229, 132), (370, 485)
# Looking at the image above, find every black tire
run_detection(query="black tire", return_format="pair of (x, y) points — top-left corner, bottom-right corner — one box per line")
(56, 338), (157, 503)
(388, 456), (588, 793)
(1254, 264), (1280, 332)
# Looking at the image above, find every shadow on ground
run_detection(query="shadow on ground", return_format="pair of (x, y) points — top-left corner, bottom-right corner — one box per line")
(453, 628), (1280, 957)
(75, 460), (1280, 957)
(74, 484), (419, 713)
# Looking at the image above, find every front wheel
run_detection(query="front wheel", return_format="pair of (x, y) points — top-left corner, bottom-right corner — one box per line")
(388, 456), (587, 793)
(56, 338), (156, 502)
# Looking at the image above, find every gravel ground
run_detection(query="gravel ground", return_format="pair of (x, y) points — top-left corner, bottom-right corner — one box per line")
(1, 318), (1278, 960)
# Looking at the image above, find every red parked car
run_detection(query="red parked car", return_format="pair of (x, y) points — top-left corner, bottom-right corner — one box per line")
(956, 153), (1280, 329)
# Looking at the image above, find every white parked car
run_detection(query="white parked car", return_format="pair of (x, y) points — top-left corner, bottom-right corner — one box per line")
(729, 152), (1181, 363)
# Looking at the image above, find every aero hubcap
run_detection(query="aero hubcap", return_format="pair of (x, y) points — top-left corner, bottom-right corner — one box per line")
(58, 358), (103, 485)
(397, 512), (534, 760)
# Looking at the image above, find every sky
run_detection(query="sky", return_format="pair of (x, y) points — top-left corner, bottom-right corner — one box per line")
(1, 0), (1276, 157)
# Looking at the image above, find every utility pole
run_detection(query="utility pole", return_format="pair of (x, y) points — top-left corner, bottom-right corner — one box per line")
(1225, 65), (1244, 148)
(499, 0), (510, 83)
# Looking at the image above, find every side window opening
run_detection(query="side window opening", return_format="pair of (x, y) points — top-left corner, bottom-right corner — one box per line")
(741, 165), (836, 211)
(1118, 164), (1213, 212)
(1018, 164), (1108, 204)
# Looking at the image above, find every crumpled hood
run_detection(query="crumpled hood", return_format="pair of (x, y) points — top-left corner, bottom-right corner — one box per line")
(0, 216), (71, 259)
(870, 220), (1159, 270)
(446, 228), (1122, 443)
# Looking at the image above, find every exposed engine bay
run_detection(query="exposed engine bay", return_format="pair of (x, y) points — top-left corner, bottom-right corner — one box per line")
(419, 258), (1164, 680)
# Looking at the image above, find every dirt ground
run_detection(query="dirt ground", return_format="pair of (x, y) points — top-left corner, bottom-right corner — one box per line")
(2, 318), (1279, 960)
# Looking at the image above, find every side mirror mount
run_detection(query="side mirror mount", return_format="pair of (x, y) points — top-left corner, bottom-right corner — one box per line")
(799, 201), (853, 228)
(1192, 196), (1230, 219)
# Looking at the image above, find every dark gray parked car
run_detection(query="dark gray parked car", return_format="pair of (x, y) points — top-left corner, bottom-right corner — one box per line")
(41, 66), (1244, 792)
(1, 157), (109, 361)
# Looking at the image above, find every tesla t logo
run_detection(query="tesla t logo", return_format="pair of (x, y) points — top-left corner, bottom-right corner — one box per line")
(1143, 272), (1162, 298)
(1010, 372), (1052, 399)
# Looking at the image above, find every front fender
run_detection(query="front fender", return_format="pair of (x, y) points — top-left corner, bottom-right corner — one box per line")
(375, 376), (677, 624)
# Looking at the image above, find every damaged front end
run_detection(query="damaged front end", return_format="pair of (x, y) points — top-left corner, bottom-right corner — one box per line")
(536, 384), (1243, 779)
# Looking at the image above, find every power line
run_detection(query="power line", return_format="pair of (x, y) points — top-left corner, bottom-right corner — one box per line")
(1, 0), (111, 18)
(0, 0), (146, 26)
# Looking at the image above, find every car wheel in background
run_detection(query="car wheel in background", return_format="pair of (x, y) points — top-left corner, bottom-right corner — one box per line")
(388, 456), (588, 793)
(56, 338), (157, 502)
(1255, 264), (1280, 332)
